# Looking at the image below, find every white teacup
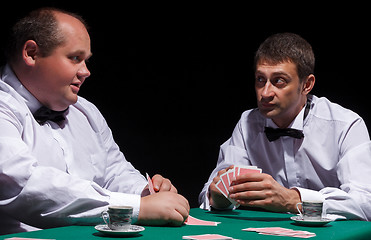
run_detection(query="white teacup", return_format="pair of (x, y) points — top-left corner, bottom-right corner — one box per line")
(102, 206), (133, 231)
(296, 200), (323, 221)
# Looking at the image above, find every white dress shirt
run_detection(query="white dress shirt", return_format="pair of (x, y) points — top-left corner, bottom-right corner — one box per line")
(199, 94), (371, 221)
(0, 65), (147, 234)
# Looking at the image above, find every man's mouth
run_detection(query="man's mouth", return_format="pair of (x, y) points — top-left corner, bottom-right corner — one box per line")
(260, 102), (275, 108)
(70, 82), (81, 93)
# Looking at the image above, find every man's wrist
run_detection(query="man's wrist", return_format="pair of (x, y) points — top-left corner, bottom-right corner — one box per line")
(288, 188), (302, 213)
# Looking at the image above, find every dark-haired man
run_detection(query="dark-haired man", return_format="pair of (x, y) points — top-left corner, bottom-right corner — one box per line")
(0, 8), (189, 234)
(199, 33), (371, 221)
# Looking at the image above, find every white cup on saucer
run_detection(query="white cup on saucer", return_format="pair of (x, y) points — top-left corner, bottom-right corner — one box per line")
(296, 200), (323, 221)
(102, 206), (133, 231)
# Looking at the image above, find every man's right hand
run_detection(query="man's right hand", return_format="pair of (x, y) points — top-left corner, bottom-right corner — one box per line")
(137, 191), (190, 226)
(209, 165), (234, 209)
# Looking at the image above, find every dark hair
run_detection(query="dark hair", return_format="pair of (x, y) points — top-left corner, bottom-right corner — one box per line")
(254, 33), (315, 81)
(6, 7), (88, 64)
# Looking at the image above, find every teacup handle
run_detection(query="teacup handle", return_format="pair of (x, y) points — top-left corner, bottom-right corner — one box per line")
(296, 202), (303, 218)
(102, 211), (110, 225)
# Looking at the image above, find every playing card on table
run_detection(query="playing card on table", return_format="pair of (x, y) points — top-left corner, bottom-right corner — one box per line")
(5, 238), (56, 240)
(184, 215), (220, 226)
(182, 234), (234, 240)
(243, 227), (316, 238)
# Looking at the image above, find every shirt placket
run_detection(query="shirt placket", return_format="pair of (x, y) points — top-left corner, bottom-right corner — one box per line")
(49, 123), (73, 174)
(282, 136), (297, 187)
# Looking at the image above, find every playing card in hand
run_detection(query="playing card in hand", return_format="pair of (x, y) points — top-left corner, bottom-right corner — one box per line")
(147, 173), (218, 227)
(146, 173), (156, 194)
(215, 165), (262, 207)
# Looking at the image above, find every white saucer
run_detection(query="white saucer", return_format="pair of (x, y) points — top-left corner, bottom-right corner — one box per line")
(290, 215), (333, 226)
(95, 224), (145, 236)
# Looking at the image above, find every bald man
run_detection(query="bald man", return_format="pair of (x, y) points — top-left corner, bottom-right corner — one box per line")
(0, 8), (189, 234)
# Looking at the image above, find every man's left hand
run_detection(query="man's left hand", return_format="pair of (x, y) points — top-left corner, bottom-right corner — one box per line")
(152, 174), (178, 193)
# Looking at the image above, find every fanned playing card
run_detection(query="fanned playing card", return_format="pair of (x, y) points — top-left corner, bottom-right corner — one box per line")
(220, 171), (231, 191)
(238, 166), (262, 175)
(215, 165), (262, 207)
(215, 177), (229, 198)
(215, 178), (239, 206)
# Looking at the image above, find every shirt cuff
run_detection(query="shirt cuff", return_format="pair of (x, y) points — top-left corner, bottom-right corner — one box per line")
(292, 187), (325, 202)
(108, 192), (141, 223)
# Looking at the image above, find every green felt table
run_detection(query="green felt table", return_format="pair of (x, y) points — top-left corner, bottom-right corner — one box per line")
(1, 208), (371, 239)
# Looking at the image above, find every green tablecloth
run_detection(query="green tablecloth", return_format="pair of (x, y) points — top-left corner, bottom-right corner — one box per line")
(1, 208), (371, 239)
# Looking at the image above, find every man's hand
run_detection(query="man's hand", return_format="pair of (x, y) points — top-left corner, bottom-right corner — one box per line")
(208, 166), (234, 209)
(152, 174), (177, 193)
(228, 172), (301, 213)
(137, 191), (190, 226)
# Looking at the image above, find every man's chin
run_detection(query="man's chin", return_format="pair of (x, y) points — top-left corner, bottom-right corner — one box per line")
(258, 108), (278, 119)
(56, 97), (78, 111)
(67, 95), (78, 105)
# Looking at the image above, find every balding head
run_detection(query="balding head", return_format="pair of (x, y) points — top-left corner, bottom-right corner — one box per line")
(7, 7), (91, 111)
(6, 7), (88, 65)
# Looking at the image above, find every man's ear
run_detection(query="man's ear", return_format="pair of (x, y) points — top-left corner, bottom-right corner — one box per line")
(302, 74), (315, 95)
(22, 40), (39, 66)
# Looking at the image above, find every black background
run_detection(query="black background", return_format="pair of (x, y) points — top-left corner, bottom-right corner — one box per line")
(0, 2), (369, 207)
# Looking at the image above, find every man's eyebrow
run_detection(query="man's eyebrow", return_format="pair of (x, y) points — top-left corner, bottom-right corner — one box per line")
(271, 71), (291, 78)
(70, 50), (93, 59)
(255, 70), (291, 78)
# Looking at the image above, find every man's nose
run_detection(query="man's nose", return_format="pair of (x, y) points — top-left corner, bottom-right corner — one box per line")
(261, 81), (275, 98)
(77, 61), (91, 80)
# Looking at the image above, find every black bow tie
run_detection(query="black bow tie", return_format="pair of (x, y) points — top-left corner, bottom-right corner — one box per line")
(33, 106), (68, 125)
(264, 127), (304, 142)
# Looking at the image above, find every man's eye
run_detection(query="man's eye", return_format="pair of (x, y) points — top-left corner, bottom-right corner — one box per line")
(273, 78), (286, 87)
(69, 56), (81, 62)
(255, 77), (266, 86)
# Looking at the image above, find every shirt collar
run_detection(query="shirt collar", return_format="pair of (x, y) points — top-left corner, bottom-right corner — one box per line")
(2, 64), (42, 114)
(266, 104), (306, 131)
